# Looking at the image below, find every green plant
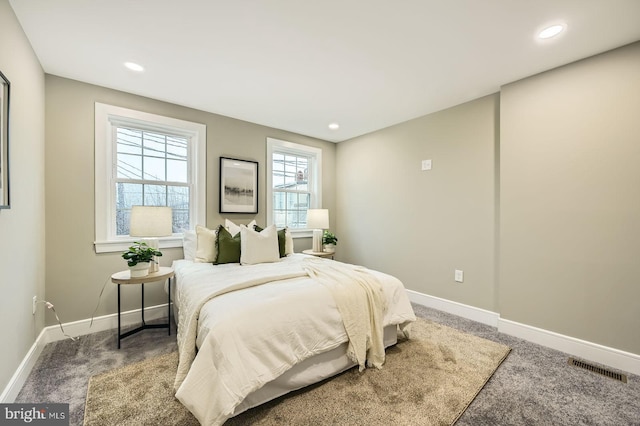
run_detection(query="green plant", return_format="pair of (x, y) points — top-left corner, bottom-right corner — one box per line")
(122, 241), (162, 267)
(322, 230), (338, 245)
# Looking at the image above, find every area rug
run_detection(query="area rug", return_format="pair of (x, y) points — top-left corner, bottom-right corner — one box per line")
(84, 319), (510, 425)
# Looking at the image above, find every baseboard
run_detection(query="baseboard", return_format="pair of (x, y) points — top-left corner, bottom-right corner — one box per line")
(45, 303), (171, 342)
(407, 289), (640, 376)
(498, 319), (640, 377)
(406, 290), (500, 327)
(0, 329), (48, 403)
(0, 303), (170, 402)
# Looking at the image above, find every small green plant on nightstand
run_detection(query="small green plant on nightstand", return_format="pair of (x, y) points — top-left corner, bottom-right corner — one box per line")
(322, 231), (338, 246)
(322, 231), (338, 253)
(121, 241), (162, 267)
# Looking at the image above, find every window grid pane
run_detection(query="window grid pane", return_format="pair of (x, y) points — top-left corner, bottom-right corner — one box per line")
(272, 190), (310, 229)
(115, 126), (190, 235)
(272, 150), (312, 229)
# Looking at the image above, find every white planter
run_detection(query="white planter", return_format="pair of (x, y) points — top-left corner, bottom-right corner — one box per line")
(323, 244), (336, 253)
(129, 262), (150, 278)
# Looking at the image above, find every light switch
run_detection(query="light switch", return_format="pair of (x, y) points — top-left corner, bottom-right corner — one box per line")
(421, 159), (432, 171)
(454, 269), (464, 283)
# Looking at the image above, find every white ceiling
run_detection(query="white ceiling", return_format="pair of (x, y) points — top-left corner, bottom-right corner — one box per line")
(9, 0), (640, 142)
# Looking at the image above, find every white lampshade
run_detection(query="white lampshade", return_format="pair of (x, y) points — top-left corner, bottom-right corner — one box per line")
(129, 206), (173, 237)
(307, 209), (329, 230)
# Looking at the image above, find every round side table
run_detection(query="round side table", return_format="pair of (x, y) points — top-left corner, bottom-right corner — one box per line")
(302, 249), (334, 259)
(111, 266), (174, 349)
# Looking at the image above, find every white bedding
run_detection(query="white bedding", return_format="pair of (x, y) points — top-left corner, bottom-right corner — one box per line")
(173, 254), (416, 425)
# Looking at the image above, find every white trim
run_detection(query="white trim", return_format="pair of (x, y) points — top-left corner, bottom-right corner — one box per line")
(290, 230), (313, 238)
(94, 236), (184, 254)
(0, 329), (47, 403)
(407, 289), (499, 327)
(94, 103), (206, 253)
(46, 303), (170, 342)
(407, 289), (640, 376)
(498, 319), (640, 376)
(0, 304), (170, 402)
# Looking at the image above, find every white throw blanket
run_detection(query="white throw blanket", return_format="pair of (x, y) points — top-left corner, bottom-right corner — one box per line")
(302, 257), (387, 370)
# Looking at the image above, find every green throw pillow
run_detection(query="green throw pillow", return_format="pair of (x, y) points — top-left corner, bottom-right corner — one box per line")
(254, 225), (286, 258)
(214, 225), (241, 264)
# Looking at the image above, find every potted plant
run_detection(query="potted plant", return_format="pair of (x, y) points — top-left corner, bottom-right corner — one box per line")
(322, 231), (338, 253)
(122, 241), (162, 278)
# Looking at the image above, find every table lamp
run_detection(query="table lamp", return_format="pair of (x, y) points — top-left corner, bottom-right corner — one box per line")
(307, 209), (329, 253)
(129, 206), (173, 272)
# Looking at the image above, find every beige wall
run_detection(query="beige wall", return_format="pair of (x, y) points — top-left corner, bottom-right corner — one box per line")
(336, 94), (498, 311)
(45, 75), (336, 325)
(0, 0), (46, 393)
(500, 42), (640, 354)
(337, 41), (640, 357)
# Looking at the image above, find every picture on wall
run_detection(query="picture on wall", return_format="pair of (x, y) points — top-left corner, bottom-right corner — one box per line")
(219, 157), (258, 214)
(0, 70), (10, 209)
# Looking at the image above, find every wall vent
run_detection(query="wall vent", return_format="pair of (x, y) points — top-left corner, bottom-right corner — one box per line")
(568, 357), (627, 383)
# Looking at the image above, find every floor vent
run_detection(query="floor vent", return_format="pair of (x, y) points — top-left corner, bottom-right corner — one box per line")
(568, 358), (627, 383)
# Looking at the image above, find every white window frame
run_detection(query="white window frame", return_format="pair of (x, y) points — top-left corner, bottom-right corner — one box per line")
(94, 103), (206, 253)
(266, 137), (322, 238)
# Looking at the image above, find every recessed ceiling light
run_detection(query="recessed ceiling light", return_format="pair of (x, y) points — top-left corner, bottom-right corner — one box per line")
(328, 123), (340, 130)
(538, 24), (565, 40)
(124, 62), (144, 72)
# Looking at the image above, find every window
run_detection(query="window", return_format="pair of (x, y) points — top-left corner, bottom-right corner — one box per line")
(95, 103), (205, 253)
(266, 138), (322, 235)
(114, 128), (190, 235)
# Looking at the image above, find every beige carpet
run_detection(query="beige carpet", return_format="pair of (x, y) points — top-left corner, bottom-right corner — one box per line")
(84, 319), (510, 425)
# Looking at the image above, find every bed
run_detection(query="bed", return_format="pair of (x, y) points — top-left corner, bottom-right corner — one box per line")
(172, 223), (416, 425)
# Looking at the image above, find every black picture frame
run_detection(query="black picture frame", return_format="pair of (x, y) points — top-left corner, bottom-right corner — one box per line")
(219, 157), (258, 214)
(0, 70), (9, 209)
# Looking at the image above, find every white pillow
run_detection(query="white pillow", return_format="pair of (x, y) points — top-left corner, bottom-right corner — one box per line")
(284, 227), (294, 255)
(194, 225), (218, 263)
(183, 230), (197, 261)
(240, 224), (280, 265)
(225, 219), (256, 236)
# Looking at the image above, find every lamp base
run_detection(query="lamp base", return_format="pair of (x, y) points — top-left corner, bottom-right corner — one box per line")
(312, 229), (323, 252)
(141, 237), (160, 272)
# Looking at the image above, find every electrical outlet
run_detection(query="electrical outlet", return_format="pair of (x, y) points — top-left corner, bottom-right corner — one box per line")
(454, 270), (464, 283)
(32, 296), (37, 315)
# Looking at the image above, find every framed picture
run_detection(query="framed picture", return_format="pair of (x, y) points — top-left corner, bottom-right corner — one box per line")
(219, 157), (258, 214)
(0, 70), (10, 209)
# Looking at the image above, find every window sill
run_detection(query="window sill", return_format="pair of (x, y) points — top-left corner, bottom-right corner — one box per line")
(94, 236), (184, 254)
(290, 229), (313, 239)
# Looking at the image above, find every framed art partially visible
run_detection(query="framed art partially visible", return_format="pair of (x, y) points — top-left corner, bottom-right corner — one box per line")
(0, 70), (10, 209)
(219, 157), (258, 214)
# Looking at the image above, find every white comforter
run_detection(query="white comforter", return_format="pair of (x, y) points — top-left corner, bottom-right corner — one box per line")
(173, 254), (415, 425)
